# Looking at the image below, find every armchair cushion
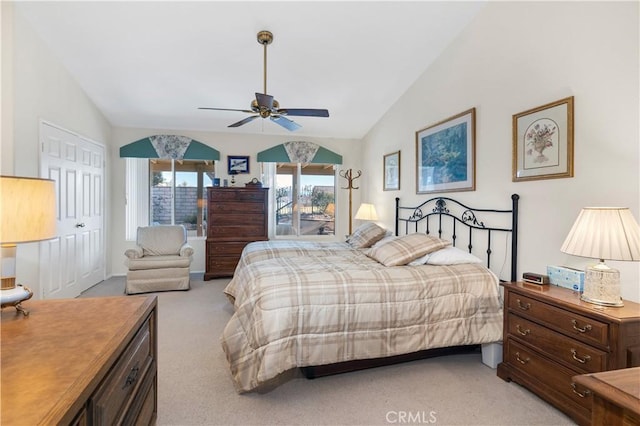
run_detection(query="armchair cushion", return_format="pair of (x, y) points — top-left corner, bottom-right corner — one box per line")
(126, 255), (192, 270)
(137, 225), (187, 256)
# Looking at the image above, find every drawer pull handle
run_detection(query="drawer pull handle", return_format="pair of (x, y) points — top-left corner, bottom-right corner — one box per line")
(123, 365), (140, 389)
(515, 352), (530, 365)
(570, 349), (591, 364)
(516, 325), (531, 336)
(571, 382), (590, 398)
(516, 299), (531, 310)
(571, 320), (592, 333)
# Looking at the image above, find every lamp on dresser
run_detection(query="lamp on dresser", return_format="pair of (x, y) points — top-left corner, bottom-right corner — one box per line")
(560, 207), (640, 307)
(0, 176), (57, 315)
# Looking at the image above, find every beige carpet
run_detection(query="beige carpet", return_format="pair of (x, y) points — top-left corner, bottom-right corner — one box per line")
(81, 275), (575, 425)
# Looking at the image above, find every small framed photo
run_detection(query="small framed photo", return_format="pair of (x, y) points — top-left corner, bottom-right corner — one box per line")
(383, 151), (401, 191)
(512, 96), (574, 182)
(415, 108), (476, 194)
(227, 155), (250, 174)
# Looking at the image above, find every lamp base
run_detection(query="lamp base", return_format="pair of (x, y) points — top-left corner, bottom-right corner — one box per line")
(0, 285), (33, 316)
(580, 262), (623, 307)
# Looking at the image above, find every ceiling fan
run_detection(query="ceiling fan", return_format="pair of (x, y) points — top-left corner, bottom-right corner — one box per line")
(198, 31), (329, 131)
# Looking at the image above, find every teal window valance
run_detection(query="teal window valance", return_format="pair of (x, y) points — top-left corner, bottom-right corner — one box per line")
(257, 141), (342, 164)
(119, 135), (220, 161)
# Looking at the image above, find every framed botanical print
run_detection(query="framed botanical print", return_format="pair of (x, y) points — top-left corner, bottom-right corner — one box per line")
(512, 96), (574, 182)
(415, 108), (476, 194)
(383, 151), (400, 191)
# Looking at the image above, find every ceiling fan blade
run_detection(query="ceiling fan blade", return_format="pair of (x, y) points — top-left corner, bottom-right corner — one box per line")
(277, 108), (329, 117)
(198, 107), (255, 114)
(229, 115), (259, 128)
(255, 93), (274, 109)
(270, 116), (301, 131)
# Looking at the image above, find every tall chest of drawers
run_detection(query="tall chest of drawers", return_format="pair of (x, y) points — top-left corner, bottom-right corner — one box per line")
(205, 187), (269, 279)
(497, 282), (640, 425)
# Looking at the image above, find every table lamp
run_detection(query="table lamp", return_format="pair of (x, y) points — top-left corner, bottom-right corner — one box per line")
(355, 203), (378, 222)
(0, 176), (57, 316)
(560, 207), (640, 307)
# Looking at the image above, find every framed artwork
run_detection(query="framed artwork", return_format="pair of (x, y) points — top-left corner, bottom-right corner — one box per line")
(415, 108), (476, 194)
(512, 96), (574, 182)
(383, 151), (401, 191)
(227, 155), (250, 174)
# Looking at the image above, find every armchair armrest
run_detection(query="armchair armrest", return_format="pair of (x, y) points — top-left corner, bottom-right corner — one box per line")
(180, 244), (194, 257)
(125, 246), (144, 259)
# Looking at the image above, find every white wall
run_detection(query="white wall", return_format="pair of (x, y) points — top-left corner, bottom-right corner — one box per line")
(6, 2), (639, 302)
(362, 2), (640, 302)
(110, 127), (363, 275)
(7, 6), (112, 299)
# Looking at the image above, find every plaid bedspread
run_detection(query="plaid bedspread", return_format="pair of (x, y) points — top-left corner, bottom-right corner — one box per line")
(221, 241), (503, 393)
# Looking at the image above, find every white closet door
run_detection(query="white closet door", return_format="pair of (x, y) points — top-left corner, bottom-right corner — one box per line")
(39, 122), (105, 299)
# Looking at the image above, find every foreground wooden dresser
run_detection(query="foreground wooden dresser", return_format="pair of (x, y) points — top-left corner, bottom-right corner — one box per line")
(497, 282), (640, 425)
(573, 367), (640, 425)
(205, 186), (269, 279)
(1, 296), (158, 425)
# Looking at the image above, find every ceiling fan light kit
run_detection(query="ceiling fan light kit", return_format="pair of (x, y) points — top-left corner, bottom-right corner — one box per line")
(199, 31), (329, 131)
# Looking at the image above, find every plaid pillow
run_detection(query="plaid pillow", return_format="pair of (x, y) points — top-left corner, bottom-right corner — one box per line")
(367, 233), (451, 266)
(347, 222), (387, 249)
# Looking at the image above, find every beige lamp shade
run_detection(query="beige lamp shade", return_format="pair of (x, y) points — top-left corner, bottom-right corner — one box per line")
(354, 203), (378, 221)
(560, 207), (640, 261)
(1, 176), (57, 244)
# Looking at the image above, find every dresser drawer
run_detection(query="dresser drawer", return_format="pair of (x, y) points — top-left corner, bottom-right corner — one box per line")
(504, 339), (592, 412)
(507, 313), (607, 373)
(208, 255), (241, 272)
(209, 224), (267, 238)
(207, 241), (248, 256)
(209, 212), (266, 226)
(208, 189), (267, 202)
(507, 292), (609, 347)
(210, 201), (266, 214)
(91, 317), (154, 425)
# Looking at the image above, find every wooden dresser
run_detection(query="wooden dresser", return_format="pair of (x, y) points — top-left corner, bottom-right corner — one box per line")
(1, 296), (157, 425)
(205, 186), (269, 279)
(573, 367), (640, 425)
(497, 282), (640, 425)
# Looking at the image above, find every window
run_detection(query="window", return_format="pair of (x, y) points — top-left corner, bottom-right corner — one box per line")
(125, 158), (216, 240)
(275, 163), (336, 237)
(150, 159), (214, 237)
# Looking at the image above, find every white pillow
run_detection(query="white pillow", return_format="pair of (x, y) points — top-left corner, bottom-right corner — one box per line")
(408, 246), (482, 266)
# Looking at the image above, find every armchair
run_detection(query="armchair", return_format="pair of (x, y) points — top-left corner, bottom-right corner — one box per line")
(124, 225), (193, 295)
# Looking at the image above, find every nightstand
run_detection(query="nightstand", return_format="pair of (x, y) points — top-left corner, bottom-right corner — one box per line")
(497, 282), (640, 426)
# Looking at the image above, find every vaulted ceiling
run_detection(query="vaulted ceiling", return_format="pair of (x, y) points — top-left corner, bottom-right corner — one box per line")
(15, 1), (484, 139)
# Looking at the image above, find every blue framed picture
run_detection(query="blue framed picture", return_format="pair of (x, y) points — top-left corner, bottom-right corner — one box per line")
(415, 108), (476, 194)
(227, 155), (250, 174)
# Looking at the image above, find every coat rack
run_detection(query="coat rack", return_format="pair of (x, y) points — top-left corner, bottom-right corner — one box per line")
(339, 168), (362, 235)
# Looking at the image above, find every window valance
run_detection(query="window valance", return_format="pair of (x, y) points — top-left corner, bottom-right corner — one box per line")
(256, 141), (342, 164)
(119, 135), (220, 161)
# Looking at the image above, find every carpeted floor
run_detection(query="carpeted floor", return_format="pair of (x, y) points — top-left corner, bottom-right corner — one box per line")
(81, 275), (575, 425)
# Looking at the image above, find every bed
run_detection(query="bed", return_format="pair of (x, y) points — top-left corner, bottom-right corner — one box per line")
(221, 194), (520, 393)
